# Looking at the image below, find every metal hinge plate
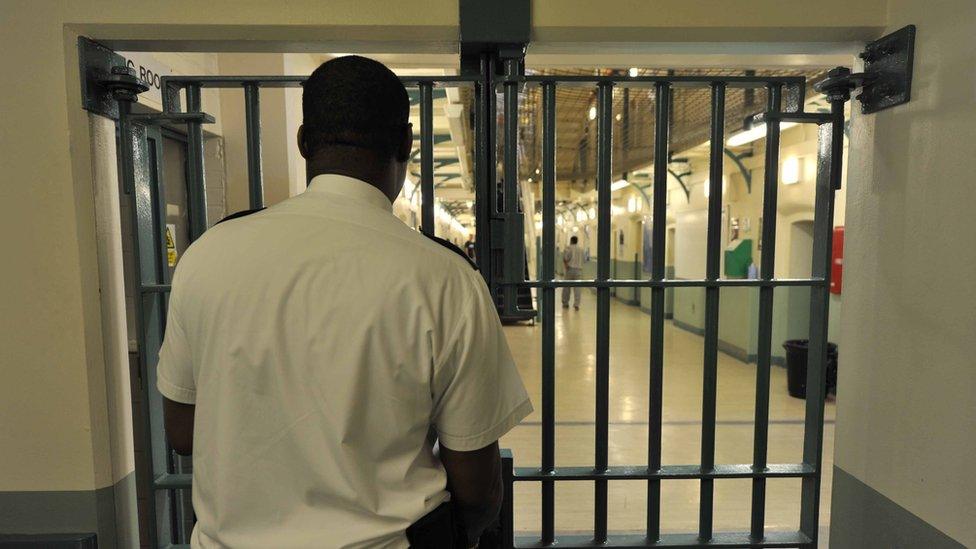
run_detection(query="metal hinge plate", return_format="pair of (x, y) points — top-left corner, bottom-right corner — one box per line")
(857, 24), (916, 114)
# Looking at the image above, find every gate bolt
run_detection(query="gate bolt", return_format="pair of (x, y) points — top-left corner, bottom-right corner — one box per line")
(100, 65), (150, 103)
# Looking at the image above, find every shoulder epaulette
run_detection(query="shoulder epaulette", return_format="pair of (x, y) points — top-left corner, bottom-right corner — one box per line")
(423, 233), (479, 271)
(216, 207), (266, 225)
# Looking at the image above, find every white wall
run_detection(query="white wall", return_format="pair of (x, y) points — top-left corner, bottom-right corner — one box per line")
(832, 2), (976, 546)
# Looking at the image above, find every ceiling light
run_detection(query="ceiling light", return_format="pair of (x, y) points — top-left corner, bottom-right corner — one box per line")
(629, 67), (639, 77)
(782, 156), (801, 184)
(615, 113), (622, 121)
(627, 197), (637, 213)
(535, 168), (541, 175)
(576, 210), (586, 222)
(588, 207), (596, 219)
(588, 106), (597, 120)
(611, 179), (630, 192)
(726, 122), (797, 147)
(527, 177), (533, 183)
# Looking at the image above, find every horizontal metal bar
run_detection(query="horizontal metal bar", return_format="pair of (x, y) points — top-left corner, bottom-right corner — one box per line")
(161, 75), (478, 89)
(754, 112), (835, 125)
(126, 112), (216, 124)
(141, 284), (171, 293)
(514, 463), (815, 482)
(154, 473), (191, 489)
(515, 531), (812, 548)
(506, 74), (807, 89)
(507, 278), (825, 288)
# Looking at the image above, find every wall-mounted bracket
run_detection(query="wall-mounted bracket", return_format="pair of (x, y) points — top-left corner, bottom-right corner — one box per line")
(723, 148), (754, 194)
(816, 25), (915, 113)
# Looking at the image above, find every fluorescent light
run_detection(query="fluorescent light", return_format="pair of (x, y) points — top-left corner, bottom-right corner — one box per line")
(629, 67), (639, 77)
(588, 106), (597, 120)
(703, 177), (727, 198)
(726, 122), (797, 147)
(611, 179), (630, 192)
(782, 156), (801, 184)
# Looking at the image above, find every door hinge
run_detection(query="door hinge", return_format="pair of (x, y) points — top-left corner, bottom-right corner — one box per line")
(815, 25), (916, 113)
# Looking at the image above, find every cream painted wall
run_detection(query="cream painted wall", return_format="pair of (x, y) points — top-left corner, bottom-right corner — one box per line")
(832, 1), (976, 545)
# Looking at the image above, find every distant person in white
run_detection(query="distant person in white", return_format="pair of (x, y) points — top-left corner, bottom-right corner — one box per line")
(562, 235), (585, 310)
(156, 56), (531, 548)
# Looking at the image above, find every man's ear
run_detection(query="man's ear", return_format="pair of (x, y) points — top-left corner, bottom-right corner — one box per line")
(297, 125), (309, 159)
(397, 123), (413, 163)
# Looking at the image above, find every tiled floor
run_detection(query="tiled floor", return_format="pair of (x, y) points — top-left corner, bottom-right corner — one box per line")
(499, 292), (835, 540)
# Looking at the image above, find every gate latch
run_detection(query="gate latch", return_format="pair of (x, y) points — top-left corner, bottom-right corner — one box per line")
(815, 25), (915, 113)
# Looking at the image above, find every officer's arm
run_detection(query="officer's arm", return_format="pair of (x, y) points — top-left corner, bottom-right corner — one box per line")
(162, 397), (195, 455)
(439, 441), (503, 543)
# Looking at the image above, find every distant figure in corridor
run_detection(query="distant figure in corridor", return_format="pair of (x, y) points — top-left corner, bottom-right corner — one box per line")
(562, 235), (585, 310)
(156, 56), (531, 548)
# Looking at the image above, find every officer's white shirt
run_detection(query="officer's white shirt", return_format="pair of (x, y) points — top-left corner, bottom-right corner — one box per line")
(157, 174), (532, 548)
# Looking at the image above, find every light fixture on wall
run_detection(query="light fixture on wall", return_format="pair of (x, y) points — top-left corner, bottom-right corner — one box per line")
(726, 112), (798, 147)
(627, 196), (637, 213)
(611, 179), (630, 192)
(588, 207), (596, 220)
(576, 210), (586, 222)
(588, 105), (597, 120)
(781, 156), (801, 184)
(629, 67), (639, 77)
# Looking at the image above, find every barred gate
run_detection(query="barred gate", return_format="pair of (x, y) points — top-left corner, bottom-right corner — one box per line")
(108, 52), (846, 548)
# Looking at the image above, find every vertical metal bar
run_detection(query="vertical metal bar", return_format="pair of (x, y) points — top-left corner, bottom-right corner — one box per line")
(699, 82), (726, 542)
(750, 84), (782, 539)
(500, 449), (515, 549)
(185, 85), (208, 240)
(594, 81), (614, 543)
(474, 54), (493, 286)
(243, 83), (265, 209)
(540, 81), (557, 544)
(800, 98), (844, 545)
(647, 81), (671, 541)
(502, 58), (522, 315)
(420, 82), (435, 236)
(117, 101), (160, 549)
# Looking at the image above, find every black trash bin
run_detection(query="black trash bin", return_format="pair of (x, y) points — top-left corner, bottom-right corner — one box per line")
(783, 340), (838, 399)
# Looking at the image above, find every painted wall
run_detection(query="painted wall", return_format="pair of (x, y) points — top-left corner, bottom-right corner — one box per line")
(830, 2), (976, 546)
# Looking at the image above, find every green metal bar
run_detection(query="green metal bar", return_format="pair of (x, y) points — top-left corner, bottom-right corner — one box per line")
(594, 82), (614, 543)
(420, 83), (435, 235)
(244, 83), (265, 208)
(508, 278), (825, 288)
(118, 100), (161, 549)
(699, 82), (726, 541)
(513, 531), (813, 548)
(502, 57), (523, 315)
(647, 81), (670, 541)
(540, 81), (557, 544)
(515, 463), (815, 481)
(750, 84), (782, 540)
(185, 85), (208, 239)
(799, 98), (844, 546)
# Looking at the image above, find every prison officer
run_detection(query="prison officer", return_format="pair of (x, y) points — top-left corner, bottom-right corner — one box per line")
(156, 56), (531, 548)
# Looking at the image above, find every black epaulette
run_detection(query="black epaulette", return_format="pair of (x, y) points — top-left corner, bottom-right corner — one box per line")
(423, 233), (479, 271)
(216, 207), (266, 225)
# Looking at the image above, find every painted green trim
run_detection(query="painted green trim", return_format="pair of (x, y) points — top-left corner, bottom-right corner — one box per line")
(830, 466), (966, 549)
